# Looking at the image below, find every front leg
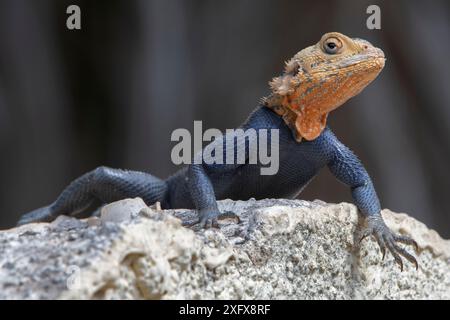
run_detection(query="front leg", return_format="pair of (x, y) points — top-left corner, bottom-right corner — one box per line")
(184, 130), (252, 228)
(185, 164), (220, 228)
(327, 142), (418, 271)
(185, 164), (238, 228)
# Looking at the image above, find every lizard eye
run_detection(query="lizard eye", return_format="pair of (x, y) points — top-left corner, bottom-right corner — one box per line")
(323, 37), (342, 54)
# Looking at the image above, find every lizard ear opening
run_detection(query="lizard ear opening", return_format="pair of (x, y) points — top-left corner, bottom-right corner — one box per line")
(295, 112), (328, 141)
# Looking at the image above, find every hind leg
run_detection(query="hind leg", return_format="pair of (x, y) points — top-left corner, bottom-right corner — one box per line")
(17, 166), (168, 225)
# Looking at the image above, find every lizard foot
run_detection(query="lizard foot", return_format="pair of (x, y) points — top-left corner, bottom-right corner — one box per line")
(359, 214), (418, 271)
(183, 209), (240, 229)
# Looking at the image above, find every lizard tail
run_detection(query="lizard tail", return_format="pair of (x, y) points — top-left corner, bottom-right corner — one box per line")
(16, 166), (169, 226)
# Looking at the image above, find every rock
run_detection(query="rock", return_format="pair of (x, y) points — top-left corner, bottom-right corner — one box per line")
(51, 215), (89, 231)
(0, 198), (448, 299)
(100, 198), (147, 223)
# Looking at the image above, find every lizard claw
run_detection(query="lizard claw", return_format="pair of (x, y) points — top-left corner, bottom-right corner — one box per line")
(359, 215), (418, 271)
(182, 209), (240, 229)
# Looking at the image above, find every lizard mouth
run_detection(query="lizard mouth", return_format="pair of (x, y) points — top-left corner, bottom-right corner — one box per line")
(338, 47), (386, 71)
(337, 50), (385, 71)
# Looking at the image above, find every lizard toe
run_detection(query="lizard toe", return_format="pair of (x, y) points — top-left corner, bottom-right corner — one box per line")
(359, 215), (419, 271)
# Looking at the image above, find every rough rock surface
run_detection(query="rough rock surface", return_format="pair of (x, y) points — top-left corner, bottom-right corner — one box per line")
(0, 198), (448, 300)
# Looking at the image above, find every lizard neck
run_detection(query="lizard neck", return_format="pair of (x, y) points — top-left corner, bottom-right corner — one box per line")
(262, 96), (305, 143)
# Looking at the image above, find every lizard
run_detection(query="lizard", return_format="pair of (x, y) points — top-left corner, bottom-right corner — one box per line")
(17, 32), (418, 270)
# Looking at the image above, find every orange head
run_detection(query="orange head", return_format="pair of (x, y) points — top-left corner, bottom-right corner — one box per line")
(265, 32), (385, 141)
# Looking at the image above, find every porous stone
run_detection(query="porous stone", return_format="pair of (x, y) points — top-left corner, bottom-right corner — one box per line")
(0, 198), (448, 300)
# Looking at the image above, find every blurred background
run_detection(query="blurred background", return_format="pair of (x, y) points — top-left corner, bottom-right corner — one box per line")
(0, 0), (448, 237)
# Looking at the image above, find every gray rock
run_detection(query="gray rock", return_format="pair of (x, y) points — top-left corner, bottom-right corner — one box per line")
(100, 198), (147, 223)
(0, 198), (448, 300)
(51, 215), (89, 231)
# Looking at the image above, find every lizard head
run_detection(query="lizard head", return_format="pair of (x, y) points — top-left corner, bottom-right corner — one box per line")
(264, 32), (385, 141)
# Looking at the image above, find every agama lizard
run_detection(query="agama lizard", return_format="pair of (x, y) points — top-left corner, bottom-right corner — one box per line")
(18, 32), (418, 270)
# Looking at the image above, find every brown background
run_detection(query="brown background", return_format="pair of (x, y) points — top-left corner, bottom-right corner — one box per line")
(0, 0), (448, 237)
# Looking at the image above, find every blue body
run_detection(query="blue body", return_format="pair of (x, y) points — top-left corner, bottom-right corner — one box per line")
(168, 106), (380, 217)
